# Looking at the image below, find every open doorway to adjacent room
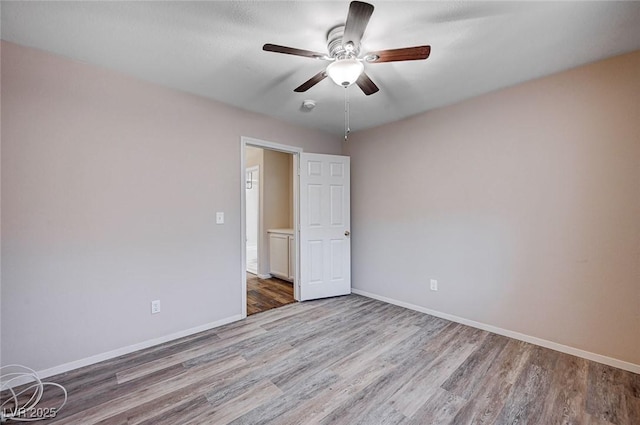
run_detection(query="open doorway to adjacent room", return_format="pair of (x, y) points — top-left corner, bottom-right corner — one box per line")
(244, 143), (296, 315)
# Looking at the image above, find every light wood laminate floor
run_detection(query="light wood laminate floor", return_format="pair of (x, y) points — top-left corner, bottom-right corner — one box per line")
(6, 295), (639, 424)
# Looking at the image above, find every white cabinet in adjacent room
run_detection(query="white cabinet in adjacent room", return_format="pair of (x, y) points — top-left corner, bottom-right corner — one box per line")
(268, 229), (295, 282)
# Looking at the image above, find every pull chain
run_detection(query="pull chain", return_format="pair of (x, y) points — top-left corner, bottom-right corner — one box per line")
(344, 86), (350, 141)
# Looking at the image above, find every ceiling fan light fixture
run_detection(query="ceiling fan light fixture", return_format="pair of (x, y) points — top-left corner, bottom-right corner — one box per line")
(326, 58), (364, 87)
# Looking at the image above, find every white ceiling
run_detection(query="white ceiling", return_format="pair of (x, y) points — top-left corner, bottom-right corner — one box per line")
(2, 1), (640, 135)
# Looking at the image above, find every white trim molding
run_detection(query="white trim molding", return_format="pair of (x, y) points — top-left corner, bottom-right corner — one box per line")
(31, 315), (242, 384)
(242, 136), (304, 155)
(352, 288), (640, 375)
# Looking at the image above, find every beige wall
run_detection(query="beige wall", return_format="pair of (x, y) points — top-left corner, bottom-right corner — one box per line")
(245, 146), (263, 170)
(263, 149), (292, 231)
(344, 50), (640, 366)
(0, 41), (341, 371)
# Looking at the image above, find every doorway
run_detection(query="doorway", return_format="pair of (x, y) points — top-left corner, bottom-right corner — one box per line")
(240, 137), (352, 317)
(241, 137), (302, 318)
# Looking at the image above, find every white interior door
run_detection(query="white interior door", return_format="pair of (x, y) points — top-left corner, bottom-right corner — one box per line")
(299, 153), (350, 301)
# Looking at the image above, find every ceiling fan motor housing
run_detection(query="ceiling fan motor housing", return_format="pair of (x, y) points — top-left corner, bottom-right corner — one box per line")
(327, 25), (359, 59)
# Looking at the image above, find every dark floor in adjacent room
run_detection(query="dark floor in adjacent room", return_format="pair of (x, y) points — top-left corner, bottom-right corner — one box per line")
(246, 272), (295, 315)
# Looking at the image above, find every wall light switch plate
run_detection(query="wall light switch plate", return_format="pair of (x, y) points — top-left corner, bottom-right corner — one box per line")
(430, 279), (438, 291)
(151, 300), (161, 314)
(216, 212), (224, 224)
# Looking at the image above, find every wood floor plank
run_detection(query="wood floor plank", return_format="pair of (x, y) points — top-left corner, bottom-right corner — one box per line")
(347, 401), (408, 425)
(628, 372), (640, 398)
(587, 362), (630, 425)
(494, 357), (553, 424)
(269, 325), (381, 392)
(304, 323), (480, 424)
(585, 414), (619, 425)
(406, 387), (467, 425)
(329, 324), (421, 378)
(133, 395), (211, 425)
(36, 362), (188, 423)
(542, 352), (590, 425)
(383, 322), (475, 368)
(118, 345), (292, 424)
(440, 332), (510, 399)
(189, 379), (283, 425)
(258, 304), (332, 330)
(449, 339), (531, 425)
(276, 361), (399, 425)
(31, 294), (639, 425)
(232, 296), (325, 330)
(228, 369), (340, 425)
(388, 325), (483, 418)
(624, 393), (640, 425)
(421, 323), (487, 359)
(116, 344), (222, 384)
(316, 357), (434, 424)
(258, 303), (359, 343)
(288, 298), (385, 339)
(201, 343), (299, 408)
(52, 355), (247, 425)
(246, 273), (294, 315)
(40, 328), (223, 408)
(279, 311), (382, 355)
(181, 330), (287, 369)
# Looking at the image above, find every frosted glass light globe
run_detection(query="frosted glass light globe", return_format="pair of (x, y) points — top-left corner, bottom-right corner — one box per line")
(326, 58), (364, 87)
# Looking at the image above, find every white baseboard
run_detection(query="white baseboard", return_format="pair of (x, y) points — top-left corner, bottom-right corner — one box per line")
(4, 314), (243, 387)
(257, 273), (272, 279)
(352, 288), (640, 375)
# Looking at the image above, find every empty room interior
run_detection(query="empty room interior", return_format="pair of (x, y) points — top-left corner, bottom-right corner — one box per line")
(1, 1), (639, 424)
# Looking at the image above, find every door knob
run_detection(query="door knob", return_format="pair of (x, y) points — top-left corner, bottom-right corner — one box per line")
(345, 230), (350, 236)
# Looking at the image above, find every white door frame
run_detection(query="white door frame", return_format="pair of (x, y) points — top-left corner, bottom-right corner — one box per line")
(240, 136), (303, 318)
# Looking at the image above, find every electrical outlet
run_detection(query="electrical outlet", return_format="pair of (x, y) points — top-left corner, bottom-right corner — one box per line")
(430, 279), (438, 291)
(151, 300), (161, 314)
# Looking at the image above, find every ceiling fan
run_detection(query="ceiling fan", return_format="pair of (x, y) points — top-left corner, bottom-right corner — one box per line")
(263, 1), (431, 96)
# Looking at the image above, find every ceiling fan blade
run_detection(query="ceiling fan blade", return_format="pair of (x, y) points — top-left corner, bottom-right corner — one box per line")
(365, 45), (431, 63)
(343, 1), (374, 49)
(356, 72), (379, 96)
(294, 70), (328, 92)
(263, 43), (328, 60)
